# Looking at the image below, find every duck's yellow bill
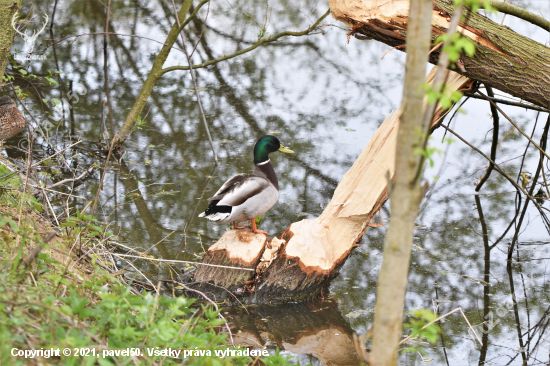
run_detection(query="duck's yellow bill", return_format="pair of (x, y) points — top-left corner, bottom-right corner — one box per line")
(279, 145), (294, 154)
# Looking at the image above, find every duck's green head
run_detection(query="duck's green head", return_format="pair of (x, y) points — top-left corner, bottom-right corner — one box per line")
(254, 135), (294, 164)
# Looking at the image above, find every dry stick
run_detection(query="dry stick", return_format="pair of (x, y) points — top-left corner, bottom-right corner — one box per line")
(91, 140), (115, 216)
(476, 91), (550, 162)
(171, 0), (218, 164)
(191, 280), (249, 313)
(20, 232), (56, 268)
(541, 164), (550, 198)
(517, 112), (539, 185)
(475, 86), (500, 192)
(428, 41), (443, 55)
(22, 129), (34, 196)
(41, 188), (60, 225)
(499, 0), (509, 25)
(112, 256), (158, 293)
(31, 140), (82, 167)
(111, 254), (255, 271)
(100, 100), (107, 141)
(189, 0), (212, 58)
(104, 1), (114, 138)
(381, 44), (406, 60)
(412, 5), (464, 185)
(399, 307), (483, 346)
(114, 231), (176, 272)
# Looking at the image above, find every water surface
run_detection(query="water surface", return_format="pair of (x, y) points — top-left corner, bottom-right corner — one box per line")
(4, 0), (550, 364)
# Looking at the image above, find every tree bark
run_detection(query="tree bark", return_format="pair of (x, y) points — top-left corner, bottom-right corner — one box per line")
(329, 0), (550, 109)
(0, 0), (22, 82)
(188, 68), (473, 305)
(370, 0), (434, 363)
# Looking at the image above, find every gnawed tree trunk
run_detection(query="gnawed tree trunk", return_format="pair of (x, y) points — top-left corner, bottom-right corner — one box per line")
(188, 67), (473, 304)
(330, 0), (550, 109)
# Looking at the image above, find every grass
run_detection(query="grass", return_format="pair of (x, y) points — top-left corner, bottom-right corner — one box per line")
(0, 161), (296, 365)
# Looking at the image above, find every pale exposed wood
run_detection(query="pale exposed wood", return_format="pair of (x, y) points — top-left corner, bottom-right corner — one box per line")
(193, 69), (472, 303)
(282, 67), (472, 272)
(330, 0), (506, 55)
(206, 230), (267, 267)
(329, 0), (550, 109)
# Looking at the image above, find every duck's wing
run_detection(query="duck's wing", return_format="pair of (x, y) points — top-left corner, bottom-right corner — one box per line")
(210, 174), (271, 206)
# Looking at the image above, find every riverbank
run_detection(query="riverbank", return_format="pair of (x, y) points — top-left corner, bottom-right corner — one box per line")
(0, 159), (286, 365)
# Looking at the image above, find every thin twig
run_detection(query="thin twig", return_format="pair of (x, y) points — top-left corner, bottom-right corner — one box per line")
(421, 4), (464, 133)
(31, 165), (95, 196)
(399, 307), (482, 346)
(111, 254), (255, 271)
(160, 10), (331, 75)
(508, 116), (550, 260)
(45, 32), (186, 54)
(476, 91), (550, 162)
(462, 92), (549, 113)
(440, 124), (550, 229)
(31, 140), (82, 167)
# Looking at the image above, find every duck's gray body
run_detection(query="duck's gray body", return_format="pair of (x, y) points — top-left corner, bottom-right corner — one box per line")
(199, 160), (279, 224)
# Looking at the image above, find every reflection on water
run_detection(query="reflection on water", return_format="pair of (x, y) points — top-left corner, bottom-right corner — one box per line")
(3, 0), (550, 364)
(229, 300), (360, 366)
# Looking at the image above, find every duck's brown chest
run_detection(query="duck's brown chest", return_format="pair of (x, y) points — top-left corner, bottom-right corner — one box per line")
(0, 103), (26, 140)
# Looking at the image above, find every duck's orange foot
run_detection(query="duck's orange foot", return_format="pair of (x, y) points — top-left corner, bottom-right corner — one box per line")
(251, 219), (271, 238)
(251, 228), (271, 237)
(232, 222), (247, 230)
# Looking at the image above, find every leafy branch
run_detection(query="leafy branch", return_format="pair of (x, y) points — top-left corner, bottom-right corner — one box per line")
(160, 10), (330, 76)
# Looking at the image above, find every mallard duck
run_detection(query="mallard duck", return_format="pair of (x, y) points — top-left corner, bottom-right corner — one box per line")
(199, 135), (294, 235)
(0, 96), (26, 141)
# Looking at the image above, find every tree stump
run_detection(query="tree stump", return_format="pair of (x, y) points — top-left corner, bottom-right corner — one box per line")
(187, 68), (473, 304)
